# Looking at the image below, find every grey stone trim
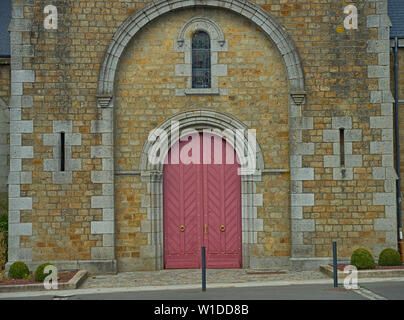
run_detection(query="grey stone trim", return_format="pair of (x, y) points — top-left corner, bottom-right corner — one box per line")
(97, 0), (305, 99)
(370, 141), (393, 154)
(174, 17), (228, 96)
(91, 221), (114, 234)
(43, 120), (82, 184)
(7, 0), (35, 264)
(139, 109), (264, 173)
(138, 110), (263, 269)
(95, 0), (307, 270)
(324, 118), (363, 180)
(288, 95), (315, 260)
(177, 16), (225, 45)
(90, 108), (115, 259)
(332, 117), (352, 129)
(324, 155), (340, 168)
(291, 194), (314, 207)
(290, 168), (314, 180)
(366, 0), (397, 252)
(175, 88), (229, 96)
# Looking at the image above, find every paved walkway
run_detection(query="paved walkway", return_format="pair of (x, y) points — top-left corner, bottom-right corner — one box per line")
(80, 269), (329, 289)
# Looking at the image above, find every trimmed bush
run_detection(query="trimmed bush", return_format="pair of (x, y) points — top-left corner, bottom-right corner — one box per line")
(34, 263), (55, 282)
(8, 261), (30, 279)
(350, 248), (376, 270)
(378, 248), (402, 266)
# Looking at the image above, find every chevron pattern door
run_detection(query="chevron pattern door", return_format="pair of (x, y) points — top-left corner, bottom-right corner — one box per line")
(163, 133), (242, 269)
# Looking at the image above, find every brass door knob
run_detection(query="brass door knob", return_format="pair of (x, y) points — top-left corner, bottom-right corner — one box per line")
(220, 225), (225, 232)
(179, 225), (185, 232)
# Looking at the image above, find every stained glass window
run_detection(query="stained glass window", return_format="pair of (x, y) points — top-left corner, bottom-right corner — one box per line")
(192, 31), (211, 88)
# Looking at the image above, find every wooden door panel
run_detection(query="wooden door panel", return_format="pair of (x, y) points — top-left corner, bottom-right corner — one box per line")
(164, 133), (241, 269)
(204, 164), (222, 254)
(164, 137), (201, 268)
(205, 139), (242, 268)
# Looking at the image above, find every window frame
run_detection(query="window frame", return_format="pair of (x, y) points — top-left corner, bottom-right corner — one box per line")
(174, 17), (228, 96)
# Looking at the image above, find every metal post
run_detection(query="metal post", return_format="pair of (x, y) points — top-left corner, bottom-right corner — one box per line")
(202, 246), (206, 292)
(332, 241), (338, 288)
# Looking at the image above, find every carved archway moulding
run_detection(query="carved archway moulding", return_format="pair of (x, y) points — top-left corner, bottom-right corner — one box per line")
(97, 0), (306, 106)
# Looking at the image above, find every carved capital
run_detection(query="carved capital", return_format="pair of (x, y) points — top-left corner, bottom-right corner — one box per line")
(291, 90), (307, 106)
(97, 95), (113, 108)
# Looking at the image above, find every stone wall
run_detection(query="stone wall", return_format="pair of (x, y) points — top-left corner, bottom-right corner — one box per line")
(0, 60), (10, 104)
(113, 8), (290, 270)
(0, 59), (10, 201)
(6, 0), (399, 272)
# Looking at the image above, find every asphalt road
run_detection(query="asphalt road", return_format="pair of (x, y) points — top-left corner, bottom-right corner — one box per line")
(0, 284), (367, 300)
(360, 281), (404, 300)
(1, 280), (404, 300)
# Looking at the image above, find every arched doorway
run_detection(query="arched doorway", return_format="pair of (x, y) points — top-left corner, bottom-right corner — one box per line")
(163, 132), (242, 268)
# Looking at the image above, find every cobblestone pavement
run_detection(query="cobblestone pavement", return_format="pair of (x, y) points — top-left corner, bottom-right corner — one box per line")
(81, 269), (329, 289)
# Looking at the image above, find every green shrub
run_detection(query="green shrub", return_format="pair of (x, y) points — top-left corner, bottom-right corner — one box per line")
(378, 248), (402, 266)
(8, 261), (30, 279)
(34, 263), (55, 282)
(350, 248), (376, 270)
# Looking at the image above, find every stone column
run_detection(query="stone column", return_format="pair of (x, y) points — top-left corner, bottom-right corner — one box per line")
(7, 0), (35, 266)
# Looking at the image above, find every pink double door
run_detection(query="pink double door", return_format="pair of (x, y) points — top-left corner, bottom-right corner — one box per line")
(163, 133), (242, 269)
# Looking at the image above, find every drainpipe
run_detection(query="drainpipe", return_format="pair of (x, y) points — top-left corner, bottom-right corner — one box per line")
(393, 36), (404, 260)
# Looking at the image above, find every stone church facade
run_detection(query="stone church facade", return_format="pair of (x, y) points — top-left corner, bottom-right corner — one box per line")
(1, 0), (403, 273)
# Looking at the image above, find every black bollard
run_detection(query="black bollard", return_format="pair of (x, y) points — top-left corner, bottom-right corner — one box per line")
(202, 246), (206, 292)
(332, 241), (338, 288)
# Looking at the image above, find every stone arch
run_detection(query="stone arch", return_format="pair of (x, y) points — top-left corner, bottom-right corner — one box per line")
(138, 110), (264, 270)
(93, 0), (310, 271)
(140, 109), (264, 174)
(96, 0), (306, 106)
(174, 16), (229, 95)
(177, 16), (225, 45)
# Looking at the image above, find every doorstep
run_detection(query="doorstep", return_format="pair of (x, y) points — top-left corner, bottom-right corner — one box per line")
(0, 270), (88, 293)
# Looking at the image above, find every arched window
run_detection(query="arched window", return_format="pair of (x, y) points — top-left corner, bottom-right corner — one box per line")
(192, 31), (211, 88)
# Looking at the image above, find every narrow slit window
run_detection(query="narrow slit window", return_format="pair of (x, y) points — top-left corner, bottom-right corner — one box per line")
(339, 128), (345, 167)
(192, 31), (211, 88)
(60, 132), (65, 172)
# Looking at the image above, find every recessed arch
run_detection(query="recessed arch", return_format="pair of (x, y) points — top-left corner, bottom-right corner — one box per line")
(138, 110), (264, 270)
(178, 16), (225, 44)
(94, 0), (309, 271)
(140, 109), (265, 174)
(97, 0), (305, 105)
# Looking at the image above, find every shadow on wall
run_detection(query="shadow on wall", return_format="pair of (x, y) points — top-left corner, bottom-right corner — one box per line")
(0, 98), (8, 271)
(0, 198), (7, 271)
(0, 98), (8, 197)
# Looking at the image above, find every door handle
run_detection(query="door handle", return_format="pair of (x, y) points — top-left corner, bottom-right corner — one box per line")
(179, 225), (185, 232)
(220, 225), (225, 232)
(204, 224), (207, 235)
